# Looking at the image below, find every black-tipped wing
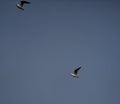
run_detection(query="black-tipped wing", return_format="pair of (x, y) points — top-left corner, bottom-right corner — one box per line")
(74, 67), (81, 75)
(20, 0), (30, 6)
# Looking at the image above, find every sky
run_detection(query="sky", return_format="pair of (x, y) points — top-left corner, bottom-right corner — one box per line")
(0, 0), (120, 104)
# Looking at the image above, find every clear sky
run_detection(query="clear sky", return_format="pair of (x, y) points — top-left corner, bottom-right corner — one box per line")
(0, 0), (120, 104)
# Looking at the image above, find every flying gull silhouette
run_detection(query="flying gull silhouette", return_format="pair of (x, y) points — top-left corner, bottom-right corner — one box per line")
(71, 67), (81, 78)
(16, 0), (30, 10)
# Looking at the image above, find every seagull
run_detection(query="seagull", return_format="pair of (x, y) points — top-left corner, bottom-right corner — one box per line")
(16, 0), (30, 10)
(71, 67), (81, 78)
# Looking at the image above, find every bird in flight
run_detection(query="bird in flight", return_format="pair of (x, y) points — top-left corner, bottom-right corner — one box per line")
(16, 0), (30, 10)
(71, 67), (81, 78)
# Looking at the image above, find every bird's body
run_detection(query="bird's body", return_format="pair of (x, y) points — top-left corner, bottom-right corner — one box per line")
(71, 67), (81, 78)
(16, 0), (30, 10)
(16, 3), (24, 10)
(71, 73), (79, 78)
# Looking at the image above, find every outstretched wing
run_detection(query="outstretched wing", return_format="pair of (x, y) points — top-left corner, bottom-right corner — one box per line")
(21, 0), (30, 6)
(74, 67), (81, 75)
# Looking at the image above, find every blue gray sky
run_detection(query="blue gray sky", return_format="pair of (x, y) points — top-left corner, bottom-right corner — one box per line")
(0, 0), (120, 104)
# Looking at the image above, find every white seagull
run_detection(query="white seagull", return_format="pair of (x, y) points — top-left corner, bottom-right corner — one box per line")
(71, 67), (81, 78)
(16, 0), (30, 10)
